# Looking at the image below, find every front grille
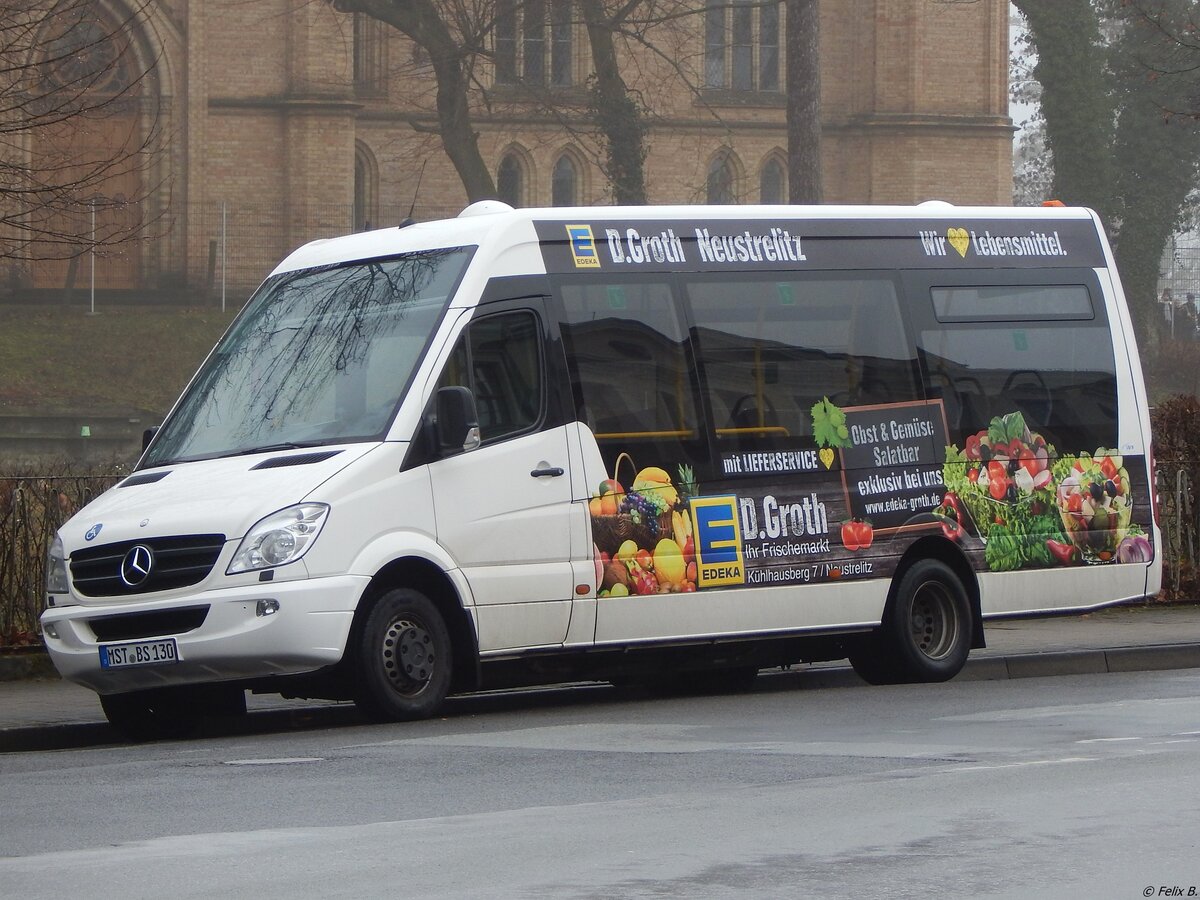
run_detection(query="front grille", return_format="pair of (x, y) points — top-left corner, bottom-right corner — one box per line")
(89, 606), (210, 641)
(70, 534), (226, 597)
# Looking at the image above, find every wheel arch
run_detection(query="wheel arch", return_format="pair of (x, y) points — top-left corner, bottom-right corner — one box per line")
(890, 536), (984, 649)
(353, 557), (481, 692)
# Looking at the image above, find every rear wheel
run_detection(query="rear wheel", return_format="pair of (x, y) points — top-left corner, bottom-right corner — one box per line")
(354, 588), (453, 722)
(849, 559), (971, 685)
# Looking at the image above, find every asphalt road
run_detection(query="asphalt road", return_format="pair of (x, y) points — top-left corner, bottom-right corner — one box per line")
(2, 668), (1199, 899)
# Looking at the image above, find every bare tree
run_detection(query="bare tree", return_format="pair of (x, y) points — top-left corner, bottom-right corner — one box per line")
(786, 0), (820, 203)
(333, 0), (656, 204)
(579, 0), (648, 203)
(336, 0), (799, 207)
(0, 0), (163, 274)
(331, 0), (499, 200)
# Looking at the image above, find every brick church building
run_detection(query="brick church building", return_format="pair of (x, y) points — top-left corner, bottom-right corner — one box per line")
(19, 0), (1012, 298)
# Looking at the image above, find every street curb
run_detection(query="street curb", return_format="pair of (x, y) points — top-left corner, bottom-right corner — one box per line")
(1104, 644), (1200, 672)
(981, 644), (1200, 679)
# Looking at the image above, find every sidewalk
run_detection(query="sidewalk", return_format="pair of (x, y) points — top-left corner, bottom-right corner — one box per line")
(1, 602), (1198, 750)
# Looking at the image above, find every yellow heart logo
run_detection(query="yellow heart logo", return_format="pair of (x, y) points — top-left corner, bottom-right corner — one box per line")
(819, 447), (835, 470)
(947, 227), (970, 258)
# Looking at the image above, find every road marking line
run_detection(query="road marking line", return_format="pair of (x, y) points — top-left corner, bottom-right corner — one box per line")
(947, 757), (1096, 773)
(1076, 737), (1141, 743)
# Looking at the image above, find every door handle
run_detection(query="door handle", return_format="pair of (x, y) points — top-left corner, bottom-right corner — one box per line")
(530, 466), (565, 478)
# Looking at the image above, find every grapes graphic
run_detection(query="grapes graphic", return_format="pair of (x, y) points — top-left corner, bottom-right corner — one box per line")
(620, 493), (660, 538)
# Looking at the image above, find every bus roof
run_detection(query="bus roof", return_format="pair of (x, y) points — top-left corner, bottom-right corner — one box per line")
(272, 201), (1104, 277)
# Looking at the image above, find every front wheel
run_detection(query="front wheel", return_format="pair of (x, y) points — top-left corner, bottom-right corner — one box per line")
(850, 559), (971, 685)
(354, 588), (453, 722)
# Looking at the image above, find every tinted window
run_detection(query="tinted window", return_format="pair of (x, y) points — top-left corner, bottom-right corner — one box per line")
(919, 320), (1116, 454)
(932, 284), (1094, 322)
(687, 276), (918, 450)
(439, 310), (543, 443)
(558, 278), (707, 471)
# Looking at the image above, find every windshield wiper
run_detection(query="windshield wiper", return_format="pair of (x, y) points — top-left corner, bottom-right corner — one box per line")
(140, 442), (329, 468)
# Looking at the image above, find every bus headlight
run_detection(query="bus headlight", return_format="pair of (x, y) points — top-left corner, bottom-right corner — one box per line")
(46, 535), (69, 594)
(228, 503), (329, 574)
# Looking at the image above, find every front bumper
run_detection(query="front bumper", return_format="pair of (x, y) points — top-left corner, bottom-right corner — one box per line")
(41, 574), (369, 694)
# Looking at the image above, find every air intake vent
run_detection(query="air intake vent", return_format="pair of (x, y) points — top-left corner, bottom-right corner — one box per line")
(70, 535), (226, 597)
(251, 450), (342, 470)
(89, 606), (209, 642)
(119, 471), (171, 487)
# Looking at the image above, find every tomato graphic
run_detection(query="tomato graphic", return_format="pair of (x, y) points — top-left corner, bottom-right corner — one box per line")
(840, 521), (859, 551)
(841, 519), (873, 552)
(853, 520), (874, 549)
(989, 477), (1009, 501)
(1099, 456), (1119, 481)
(1018, 448), (1039, 479)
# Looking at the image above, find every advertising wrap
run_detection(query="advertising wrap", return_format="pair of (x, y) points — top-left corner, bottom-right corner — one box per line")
(587, 399), (1154, 598)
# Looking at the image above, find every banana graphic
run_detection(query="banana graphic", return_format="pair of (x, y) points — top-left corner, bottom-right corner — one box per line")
(672, 510), (692, 547)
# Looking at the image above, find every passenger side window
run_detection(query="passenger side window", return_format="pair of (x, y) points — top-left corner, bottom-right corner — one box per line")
(558, 278), (707, 472)
(438, 310), (544, 444)
(687, 276), (918, 450)
(919, 323), (1116, 455)
(917, 283), (1116, 454)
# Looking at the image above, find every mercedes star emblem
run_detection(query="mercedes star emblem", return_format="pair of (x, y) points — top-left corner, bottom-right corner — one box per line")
(120, 545), (154, 587)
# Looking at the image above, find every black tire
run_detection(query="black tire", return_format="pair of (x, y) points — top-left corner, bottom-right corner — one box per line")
(354, 588), (453, 722)
(848, 643), (897, 685)
(100, 685), (245, 742)
(849, 559), (971, 685)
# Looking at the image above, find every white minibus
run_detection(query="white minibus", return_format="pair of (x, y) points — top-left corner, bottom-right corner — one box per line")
(41, 201), (1162, 739)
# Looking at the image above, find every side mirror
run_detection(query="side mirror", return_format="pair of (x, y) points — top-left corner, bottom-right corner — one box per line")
(142, 426), (159, 452)
(436, 386), (481, 453)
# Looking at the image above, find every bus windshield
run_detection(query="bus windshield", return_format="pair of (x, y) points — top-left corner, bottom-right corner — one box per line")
(143, 248), (471, 466)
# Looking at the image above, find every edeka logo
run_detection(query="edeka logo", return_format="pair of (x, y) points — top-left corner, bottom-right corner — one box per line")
(565, 224), (601, 268)
(689, 496), (746, 588)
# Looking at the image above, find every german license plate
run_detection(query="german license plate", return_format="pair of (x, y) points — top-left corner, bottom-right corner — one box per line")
(99, 638), (179, 669)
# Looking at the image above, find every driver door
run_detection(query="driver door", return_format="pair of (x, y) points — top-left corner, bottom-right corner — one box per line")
(428, 303), (578, 651)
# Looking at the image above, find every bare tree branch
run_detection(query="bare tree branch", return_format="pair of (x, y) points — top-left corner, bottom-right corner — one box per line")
(0, 0), (167, 269)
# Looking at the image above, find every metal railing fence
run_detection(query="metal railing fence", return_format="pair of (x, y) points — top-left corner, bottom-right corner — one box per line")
(1158, 461), (1200, 599)
(0, 473), (123, 644)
